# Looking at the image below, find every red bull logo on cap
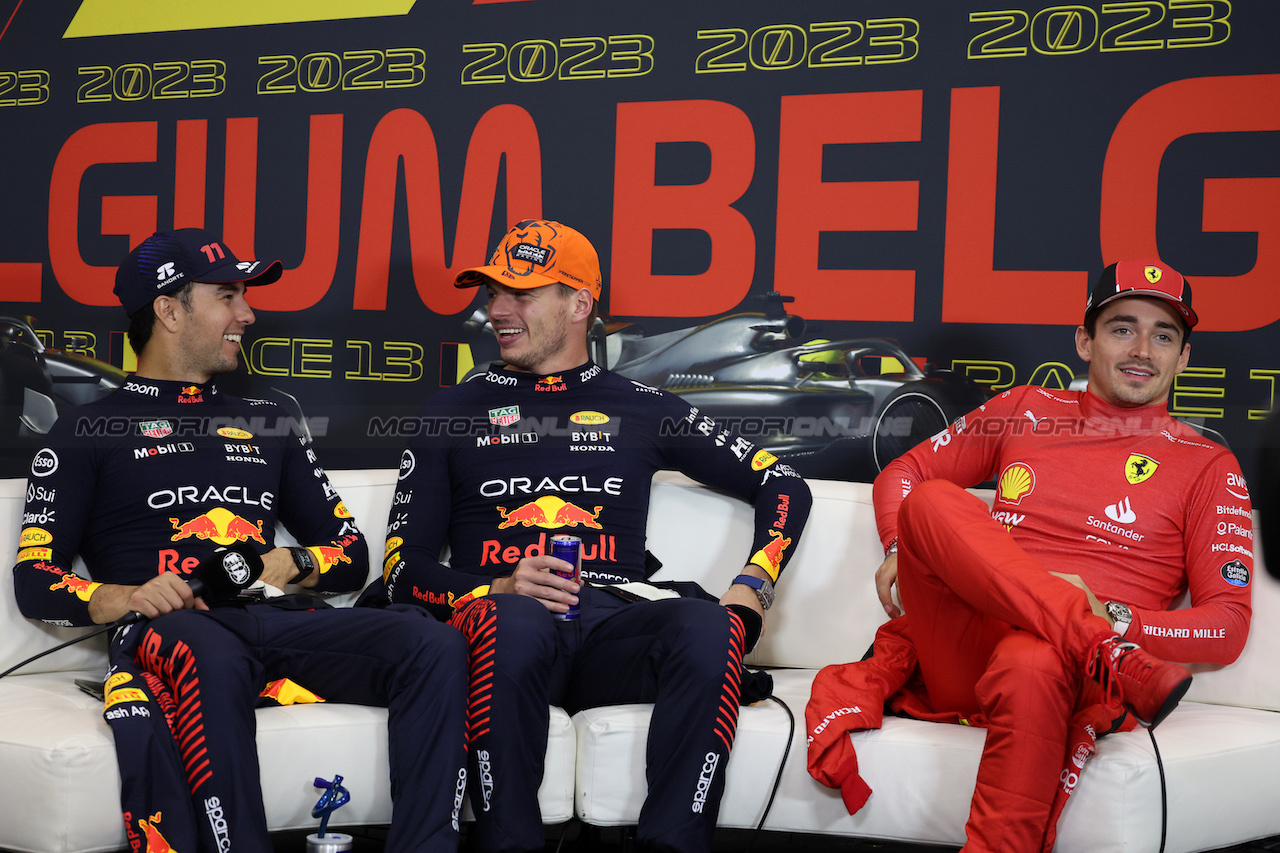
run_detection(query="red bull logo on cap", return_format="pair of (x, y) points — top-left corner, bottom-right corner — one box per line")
(497, 497), (602, 530)
(169, 507), (266, 545)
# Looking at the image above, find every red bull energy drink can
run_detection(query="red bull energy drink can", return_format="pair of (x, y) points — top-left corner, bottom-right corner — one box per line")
(550, 534), (582, 621)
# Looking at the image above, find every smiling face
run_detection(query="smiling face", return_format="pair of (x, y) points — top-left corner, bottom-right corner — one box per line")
(1076, 296), (1190, 408)
(172, 281), (255, 382)
(485, 280), (590, 374)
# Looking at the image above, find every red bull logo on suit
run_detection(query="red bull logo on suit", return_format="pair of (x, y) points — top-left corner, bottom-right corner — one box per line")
(169, 507), (266, 545)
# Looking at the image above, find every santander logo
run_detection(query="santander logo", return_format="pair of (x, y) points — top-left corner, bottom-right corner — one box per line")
(1104, 496), (1137, 525)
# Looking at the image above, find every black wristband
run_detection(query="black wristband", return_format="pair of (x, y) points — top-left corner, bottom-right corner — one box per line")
(288, 546), (316, 584)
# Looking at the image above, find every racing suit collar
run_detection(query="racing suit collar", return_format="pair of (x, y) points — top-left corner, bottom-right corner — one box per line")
(120, 376), (219, 403)
(486, 360), (603, 392)
(1079, 387), (1172, 433)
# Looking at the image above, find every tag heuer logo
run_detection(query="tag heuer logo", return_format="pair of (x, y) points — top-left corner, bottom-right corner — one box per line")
(140, 420), (173, 439)
(489, 405), (520, 427)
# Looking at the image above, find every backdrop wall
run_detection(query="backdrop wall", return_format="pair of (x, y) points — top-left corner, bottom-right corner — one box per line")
(1, 1), (1276, 480)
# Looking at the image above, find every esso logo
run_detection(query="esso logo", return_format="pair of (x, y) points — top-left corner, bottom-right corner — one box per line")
(398, 450), (416, 481)
(30, 448), (59, 478)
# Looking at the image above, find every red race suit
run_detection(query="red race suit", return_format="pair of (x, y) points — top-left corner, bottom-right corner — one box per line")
(807, 385), (1252, 852)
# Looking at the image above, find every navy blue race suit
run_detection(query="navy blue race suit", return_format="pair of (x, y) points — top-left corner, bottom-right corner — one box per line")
(359, 362), (812, 853)
(12, 377), (467, 853)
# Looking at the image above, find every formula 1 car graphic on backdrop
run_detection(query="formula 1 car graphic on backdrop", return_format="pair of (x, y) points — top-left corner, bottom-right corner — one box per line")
(0, 315), (314, 478)
(460, 293), (990, 481)
(0, 316), (125, 437)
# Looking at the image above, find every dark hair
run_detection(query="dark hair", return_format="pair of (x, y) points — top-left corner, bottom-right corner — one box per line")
(126, 282), (195, 354)
(1083, 301), (1190, 349)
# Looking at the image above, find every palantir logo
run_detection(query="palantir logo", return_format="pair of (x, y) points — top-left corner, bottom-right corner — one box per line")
(1104, 496), (1136, 525)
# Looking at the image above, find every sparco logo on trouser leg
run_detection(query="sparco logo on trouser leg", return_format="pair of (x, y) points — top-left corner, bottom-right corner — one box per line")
(691, 751), (721, 814)
(451, 767), (467, 830)
(477, 749), (495, 812)
(204, 796), (232, 851)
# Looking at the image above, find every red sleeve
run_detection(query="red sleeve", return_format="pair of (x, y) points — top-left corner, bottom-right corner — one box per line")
(1124, 450), (1252, 664)
(873, 388), (1026, 551)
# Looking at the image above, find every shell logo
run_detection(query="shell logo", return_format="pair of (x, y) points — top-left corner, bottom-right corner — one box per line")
(997, 463), (1036, 505)
(570, 411), (610, 425)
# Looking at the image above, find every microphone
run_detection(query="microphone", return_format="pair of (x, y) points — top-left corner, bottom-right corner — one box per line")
(117, 543), (265, 627)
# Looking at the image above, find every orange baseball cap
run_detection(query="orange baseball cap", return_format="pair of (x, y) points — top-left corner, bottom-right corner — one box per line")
(455, 219), (602, 299)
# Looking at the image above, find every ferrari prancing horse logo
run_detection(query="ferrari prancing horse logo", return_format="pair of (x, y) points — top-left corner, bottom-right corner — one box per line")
(1125, 454), (1159, 485)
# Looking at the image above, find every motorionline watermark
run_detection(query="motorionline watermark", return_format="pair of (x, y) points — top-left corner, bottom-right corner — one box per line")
(74, 415), (321, 438)
(366, 414), (928, 440)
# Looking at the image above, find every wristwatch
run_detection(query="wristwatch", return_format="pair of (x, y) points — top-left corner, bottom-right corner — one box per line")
(1105, 600), (1132, 637)
(288, 546), (316, 584)
(732, 573), (775, 611)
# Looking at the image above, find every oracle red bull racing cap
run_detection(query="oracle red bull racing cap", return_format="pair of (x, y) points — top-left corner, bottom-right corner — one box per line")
(1085, 258), (1197, 328)
(114, 228), (284, 316)
(455, 219), (602, 300)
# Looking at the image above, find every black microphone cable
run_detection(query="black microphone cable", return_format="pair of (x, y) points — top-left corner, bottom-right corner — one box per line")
(744, 691), (796, 853)
(1, 543), (264, 681)
(0, 622), (115, 680)
(1148, 725), (1168, 853)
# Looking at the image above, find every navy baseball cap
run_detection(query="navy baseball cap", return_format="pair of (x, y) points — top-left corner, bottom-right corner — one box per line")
(1085, 258), (1197, 328)
(114, 228), (283, 316)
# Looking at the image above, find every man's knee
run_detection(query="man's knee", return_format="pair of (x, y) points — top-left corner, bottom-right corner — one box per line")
(899, 478), (996, 546)
(660, 599), (737, 675)
(381, 606), (469, 674)
(975, 632), (1073, 719)
(455, 595), (555, 675)
(135, 611), (247, 679)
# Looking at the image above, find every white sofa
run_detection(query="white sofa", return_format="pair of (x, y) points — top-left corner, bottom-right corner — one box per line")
(2, 470), (1279, 852)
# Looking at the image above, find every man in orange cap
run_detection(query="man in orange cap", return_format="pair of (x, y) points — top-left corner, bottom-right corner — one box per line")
(363, 219), (812, 853)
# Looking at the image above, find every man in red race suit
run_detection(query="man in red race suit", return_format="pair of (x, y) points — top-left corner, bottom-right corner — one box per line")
(866, 259), (1252, 851)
